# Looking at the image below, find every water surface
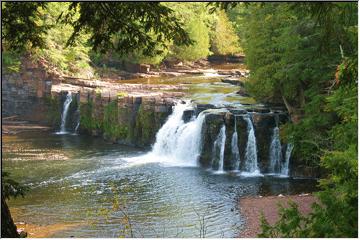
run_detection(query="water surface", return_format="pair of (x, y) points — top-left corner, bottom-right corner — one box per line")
(3, 131), (317, 237)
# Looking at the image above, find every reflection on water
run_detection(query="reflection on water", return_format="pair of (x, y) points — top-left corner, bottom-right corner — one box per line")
(3, 132), (318, 237)
(119, 73), (256, 107)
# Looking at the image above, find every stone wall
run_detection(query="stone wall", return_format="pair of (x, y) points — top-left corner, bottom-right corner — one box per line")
(2, 56), (60, 122)
(50, 89), (174, 148)
(197, 108), (317, 178)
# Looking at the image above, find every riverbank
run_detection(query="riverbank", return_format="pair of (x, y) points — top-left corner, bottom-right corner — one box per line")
(239, 194), (317, 237)
(11, 207), (82, 238)
(2, 117), (51, 135)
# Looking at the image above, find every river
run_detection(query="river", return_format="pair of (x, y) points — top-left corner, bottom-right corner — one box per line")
(3, 131), (317, 237)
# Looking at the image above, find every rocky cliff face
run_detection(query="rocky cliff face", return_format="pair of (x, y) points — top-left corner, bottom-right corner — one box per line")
(2, 58), (318, 178)
(1, 57), (59, 122)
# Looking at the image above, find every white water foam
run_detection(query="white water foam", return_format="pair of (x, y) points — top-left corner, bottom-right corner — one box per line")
(280, 143), (293, 177)
(231, 116), (241, 171)
(212, 125), (226, 173)
(269, 127), (283, 174)
(123, 100), (206, 167)
(241, 115), (262, 177)
(56, 92), (72, 134)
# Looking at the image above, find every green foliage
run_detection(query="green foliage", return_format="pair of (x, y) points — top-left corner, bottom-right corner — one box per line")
(259, 202), (307, 238)
(134, 105), (156, 146)
(258, 52), (357, 239)
(44, 96), (61, 127)
(2, 2), (49, 51)
(80, 101), (99, 131)
(63, 2), (191, 56)
(210, 11), (242, 55)
(165, 2), (213, 62)
(224, 2), (359, 237)
(2, 172), (28, 200)
(103, 101), (128, 140)
(80, 100), (128, 140)
(33, 2), (93, 77)
(170, 19), (210, 62)
(2, 51), (21, 73)
(259, 145), (357, 237)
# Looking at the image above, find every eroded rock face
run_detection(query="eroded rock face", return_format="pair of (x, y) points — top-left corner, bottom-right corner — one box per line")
(198, 109), (228, 168)
(251, 113), (276, 172)
(196, 108), (297, 175)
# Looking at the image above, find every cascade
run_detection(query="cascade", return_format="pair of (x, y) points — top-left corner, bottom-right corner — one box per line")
(146, 100), (206, 166)
(57, 92), (72, 134)
(269, 126), (283, 174)
(74, 121), (80, 133)
(231, 116), (240, 171)
(74, 104), (81, 134)
(281, 143), (293, 176)
(242, 115), (260, 175)
(212, 125), (226, 172)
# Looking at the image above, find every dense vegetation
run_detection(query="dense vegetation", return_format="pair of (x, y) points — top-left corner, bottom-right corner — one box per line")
(1, 2), (357, 238)
(2, 2), (242, 77)
(225, 2), (357, 237)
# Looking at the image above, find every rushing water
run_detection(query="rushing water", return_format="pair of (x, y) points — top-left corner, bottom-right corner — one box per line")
(130, 101), (206, 167)
(269, 127), (283, 174)
(242, 115), (260, 176)
(231, 116), (241, 171)
(212, 125), (226, 173)
(281, 143), (294, 176)
(57, 92), (73, 134)
(3, 132), (317, 238)
(3, 65), (315, 237)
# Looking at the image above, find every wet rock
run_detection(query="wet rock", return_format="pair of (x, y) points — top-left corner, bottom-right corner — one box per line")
(182, 109), (195, 123)
(229, 109), (248, 115)
(251, 113), (276, 172)
(195, 104), (217, 116)
(236, 88), (250, 97)
(198, 111), (227, 168)
(235, 115), (251, 171)
(247, 108), (270, 113)
(290, 165), (321, 178)
(221, 78), (245, 87)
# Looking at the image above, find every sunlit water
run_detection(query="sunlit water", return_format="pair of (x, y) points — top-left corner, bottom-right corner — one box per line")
(120, 74), (257, 107)
(3, 132), (317, 238)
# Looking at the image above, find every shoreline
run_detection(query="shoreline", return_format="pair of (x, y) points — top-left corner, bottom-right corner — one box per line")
(239, 194), (317, 237)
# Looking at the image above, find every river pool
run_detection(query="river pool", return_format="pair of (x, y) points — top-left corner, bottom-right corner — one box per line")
(3, 131), (317, 237)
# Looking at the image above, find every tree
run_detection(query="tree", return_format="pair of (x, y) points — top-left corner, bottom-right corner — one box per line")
(2, 2), (192, 57)
(259, 56), (358, 237)
(1, 172), (29, 238)
(164, 2), (212, 62)
(62, 2), (192, 56)
(215, 2), (357, 237)
(210, 10), (242, 56)
(170, 18), (211, 62)
(1, 2), (49, 51)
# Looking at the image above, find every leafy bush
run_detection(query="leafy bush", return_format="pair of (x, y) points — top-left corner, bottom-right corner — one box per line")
(2, 172), (28, 200)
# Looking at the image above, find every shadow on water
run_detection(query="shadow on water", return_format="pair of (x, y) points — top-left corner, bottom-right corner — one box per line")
(3, 131), (318, 238)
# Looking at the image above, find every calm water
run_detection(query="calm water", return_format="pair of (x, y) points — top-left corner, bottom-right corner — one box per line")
(3, 131), (317, 237)
(120, 73), (257, 106)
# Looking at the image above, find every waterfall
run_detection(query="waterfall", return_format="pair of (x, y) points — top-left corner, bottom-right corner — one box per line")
(242, 115), (260, 175)
(57, 92), (72, 134)
(269, 127), (283, 174)
(73, 103), (81, 134)
(136, 100), (206, 166)
(74, 121), (80, 133)
(281, 143), (293, 176)
(212, 125), (226, 172)
(231, 116), (240, 171)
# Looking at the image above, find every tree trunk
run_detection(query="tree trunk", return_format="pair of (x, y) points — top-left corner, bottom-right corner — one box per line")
(282, 95), (302, 124)
(1, 194), (19, 238)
